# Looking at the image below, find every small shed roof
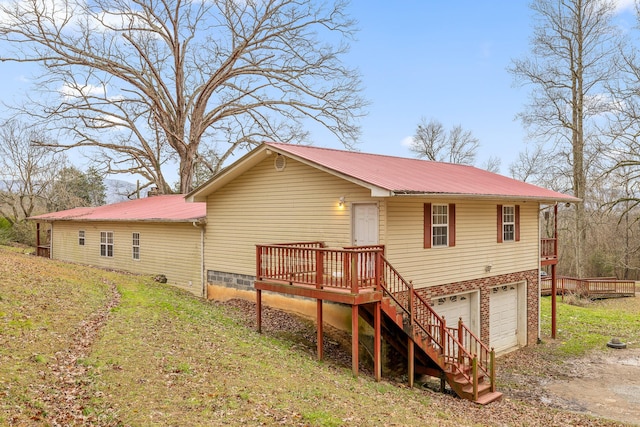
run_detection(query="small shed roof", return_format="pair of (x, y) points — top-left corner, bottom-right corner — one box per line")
(29, 195), (206, 223)
(188, 142), (579, 203)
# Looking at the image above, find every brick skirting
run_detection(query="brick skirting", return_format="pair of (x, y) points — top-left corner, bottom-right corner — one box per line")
(414, 269), (539, 347)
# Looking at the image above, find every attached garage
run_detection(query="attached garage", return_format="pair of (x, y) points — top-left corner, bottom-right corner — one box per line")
(431, 291), (479, 336)
(490, 283), (527, 353)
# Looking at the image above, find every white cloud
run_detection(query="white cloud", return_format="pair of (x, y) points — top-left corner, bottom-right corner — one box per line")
(614, 0), (635, 14)
(93, 114), (128, 129)
(400, 136), (414, 148)
(0, 0), (84, 29)
(59, 82), (106, 99)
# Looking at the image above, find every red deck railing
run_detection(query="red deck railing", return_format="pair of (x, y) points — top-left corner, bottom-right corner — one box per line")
(378, 254), (495, 397)
(540, 237), (557, 261)
(256, 243), (384, 293)
(256, 242), (496, 401)
(541, 276), (636, 298)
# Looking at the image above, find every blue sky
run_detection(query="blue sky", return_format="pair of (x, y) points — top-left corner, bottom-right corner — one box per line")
(339, 1), (534, 170)
(335, 0), (635, 173)
(0, 0), (636, 182)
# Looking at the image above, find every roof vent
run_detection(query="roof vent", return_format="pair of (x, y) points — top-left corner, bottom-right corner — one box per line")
(274, 154), (286, 171)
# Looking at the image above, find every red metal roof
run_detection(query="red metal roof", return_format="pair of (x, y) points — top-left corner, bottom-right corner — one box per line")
(29, 195), (206, 222)
(265, 142), (579, 202)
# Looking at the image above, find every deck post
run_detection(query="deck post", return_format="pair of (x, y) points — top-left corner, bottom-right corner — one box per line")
(490, 348), (496, 392)
(551, 263), (557, 339)
(408, 338), (414, 388)
(256, 289), (262, 334)
(317, 299), (323, 361)
(374, 301), (381, 382)
(351, 304), (359, 377)
(551, 203), (558, 339)
(472, 357), (478, 402)
(350, 252), (358, 294)
(315, 250), (324, 287)
(374, 251), (382, 291)
(408, 281), (414, 326)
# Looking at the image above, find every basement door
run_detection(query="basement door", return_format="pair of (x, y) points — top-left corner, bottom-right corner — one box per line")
(352, 203), (379, 246)
(489, 284), (520, 353)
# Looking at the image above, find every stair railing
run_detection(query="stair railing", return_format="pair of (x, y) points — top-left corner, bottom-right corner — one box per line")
(457, 318), (496, 392)
(377, 253), (495, 394)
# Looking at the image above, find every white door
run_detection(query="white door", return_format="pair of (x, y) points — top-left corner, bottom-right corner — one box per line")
(352, 203), (379, 246)
(490, 285), (519, 353)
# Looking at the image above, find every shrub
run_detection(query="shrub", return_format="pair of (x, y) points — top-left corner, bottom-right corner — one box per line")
(11, 221), (36, 246)
(0, 218), (14, 245)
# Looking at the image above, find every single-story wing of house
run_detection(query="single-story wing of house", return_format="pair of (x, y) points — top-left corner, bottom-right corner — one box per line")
(187, 142), (578, 356)
(29, 195), (206, 296)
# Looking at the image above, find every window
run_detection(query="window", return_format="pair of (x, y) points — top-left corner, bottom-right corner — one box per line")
(497, 205), (520, 243)
(424, 203), (456, 248)
(132, 232), (140, 260)
(100, 231), (114, 257)
(432, 204), (448, 247)
(78, 230), (85, 246)
(503, 206), (515, 241)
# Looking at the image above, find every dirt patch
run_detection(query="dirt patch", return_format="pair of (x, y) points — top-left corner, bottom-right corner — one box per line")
(32, 279), (122, 426)
(541, 347), (640, 425)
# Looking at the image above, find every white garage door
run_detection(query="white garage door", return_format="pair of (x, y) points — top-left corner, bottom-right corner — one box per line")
(432, 293), (472, 328)
(490, 285), (519, 352)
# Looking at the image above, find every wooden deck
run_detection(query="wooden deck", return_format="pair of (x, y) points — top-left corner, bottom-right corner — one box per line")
(541, 276), (636, 298)
(254, 242), (502, 404)
(254, 242), (384, 304)
(540, 237), (558, 266)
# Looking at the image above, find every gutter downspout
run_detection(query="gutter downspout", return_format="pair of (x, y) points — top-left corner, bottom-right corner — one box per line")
(193, 220), (206, 299)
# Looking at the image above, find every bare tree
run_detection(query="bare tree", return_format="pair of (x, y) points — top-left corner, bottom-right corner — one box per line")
(0, 120), (66, 224)
(0, 0), (365, 194)
(410, 118), (479, 165)
(509, 0), (621, 277)
(481, 156), (502, 174)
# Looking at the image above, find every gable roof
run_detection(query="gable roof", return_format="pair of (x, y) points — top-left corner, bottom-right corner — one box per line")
(188, 142), (579, 203)
(29, 195), (206, 223)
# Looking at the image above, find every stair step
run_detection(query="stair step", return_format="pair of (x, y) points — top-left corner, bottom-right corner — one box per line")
(474, 391), (503, 405)
(461, 381), (491, 395)
(453, 373), (485, 384)
(376, 287), (501, 405)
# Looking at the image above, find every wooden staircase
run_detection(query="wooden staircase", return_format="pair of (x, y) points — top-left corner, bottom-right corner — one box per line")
(254, 243), (502, 405)
(360, 255), (503, 405)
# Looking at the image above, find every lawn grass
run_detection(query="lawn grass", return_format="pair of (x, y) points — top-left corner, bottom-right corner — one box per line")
(540, 294), (640, 357)
(0, 247), (453, 426)
(0, 249), (113, 423)
(84, 265), (440, 426)
(2, 245), (635, 426)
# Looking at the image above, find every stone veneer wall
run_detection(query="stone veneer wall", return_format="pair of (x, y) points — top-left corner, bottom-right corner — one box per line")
(414, 269), (540, 347)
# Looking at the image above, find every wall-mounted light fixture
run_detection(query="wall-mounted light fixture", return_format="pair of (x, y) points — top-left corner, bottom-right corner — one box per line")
(485, 264), (492, 273)
(338, 196), (345, 208)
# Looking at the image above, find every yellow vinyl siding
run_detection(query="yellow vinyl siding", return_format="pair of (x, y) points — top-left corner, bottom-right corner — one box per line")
(205, 154), (386, 276)
(385, 199), (539, 289)
(50, 221), (202, 295)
